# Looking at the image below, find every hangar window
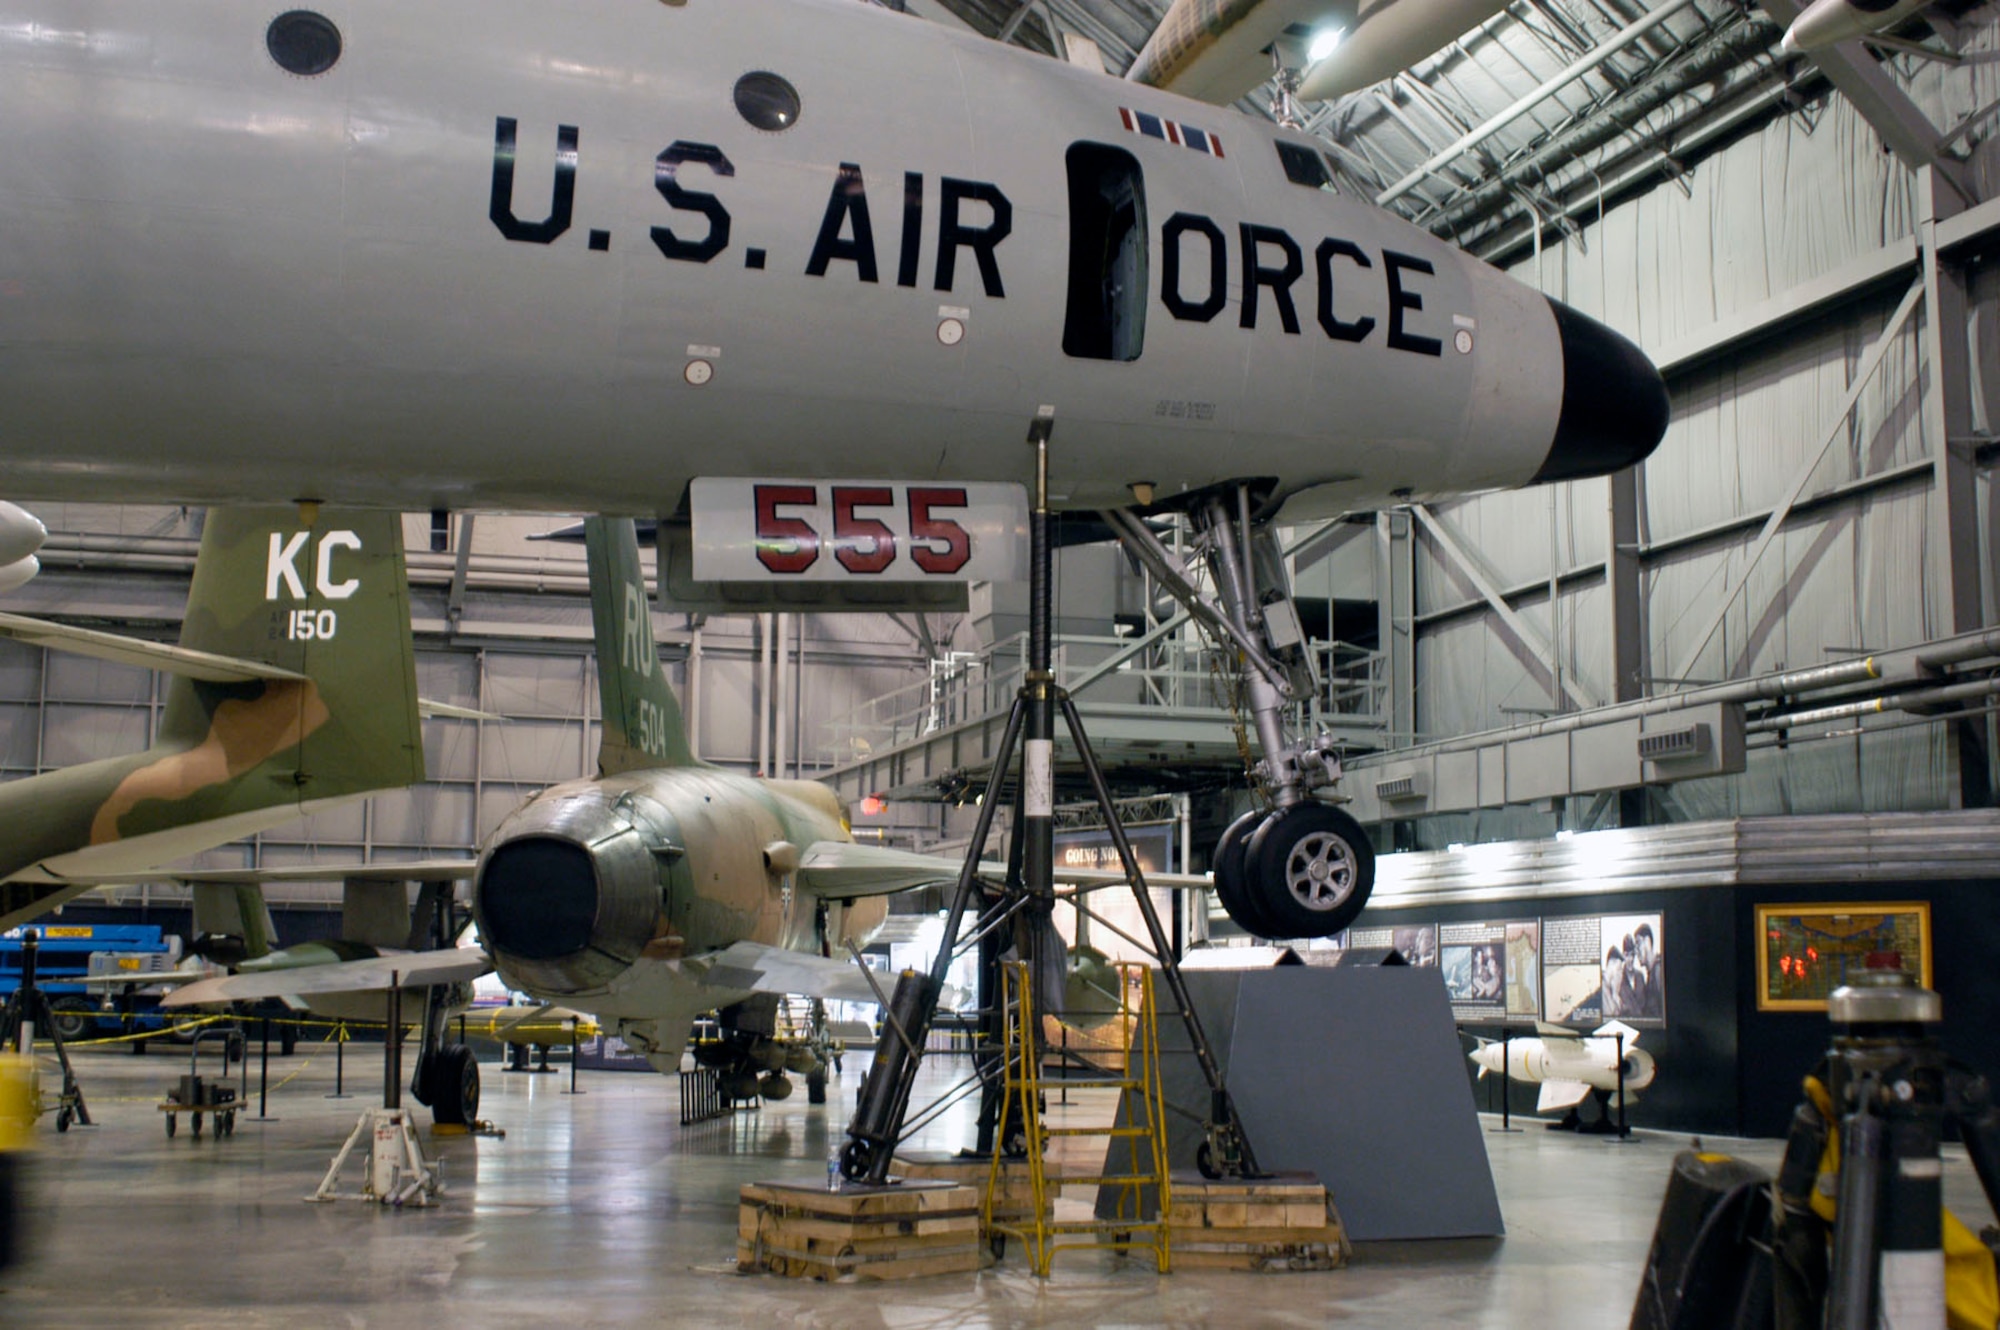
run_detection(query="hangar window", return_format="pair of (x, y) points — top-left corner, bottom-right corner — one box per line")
(1063, 143), (1148, 363)
(734, 72), (802, 132)
(1275, 140), (1335, 191)
(266, 11), (342, 77)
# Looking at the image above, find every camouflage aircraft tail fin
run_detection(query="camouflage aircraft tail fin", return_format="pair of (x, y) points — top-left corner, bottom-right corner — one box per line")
(152, 506), (426, 817)
(0, 507), (424, 933)
(584, 517), (697, 774)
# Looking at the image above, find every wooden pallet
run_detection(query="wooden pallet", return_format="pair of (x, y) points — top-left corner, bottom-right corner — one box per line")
(736, 1179), (985, 1282)
(892, 1152), (1046, 1226)
(1167, 1173), (1350, 1272)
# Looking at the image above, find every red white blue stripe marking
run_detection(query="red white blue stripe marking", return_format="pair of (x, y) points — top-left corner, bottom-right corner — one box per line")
(1119, 107), (1224, 158)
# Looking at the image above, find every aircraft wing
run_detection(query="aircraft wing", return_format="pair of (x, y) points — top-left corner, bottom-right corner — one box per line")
(162, 947), (491, 1007)
(30, 860), (478, 888)
(1536, 1079), (1594, 1113)
(1045, 865), (1213, 892)
(796, 841), (1211, 896)
(417, 699), (505, 722)
(684, 940), (887, 1005)
(81, 969), (216, 988)
(795, 842), (972, 897)
(0, 611), (309, 684)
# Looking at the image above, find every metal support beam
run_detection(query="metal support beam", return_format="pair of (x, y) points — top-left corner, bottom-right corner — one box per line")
(1669, 280), (1926, 685)
(1411, 504), (1600, 711)
(1755, 0), (1971, 203)
(1376, 0), (1701, 207)
(1653, 191), (2000, 378)
(1377, 510), (1417, 748)
(447, 513), (475, 633)
(1607, 473), (1647, 826)
(1918, 167), (1991, 807)
(1285, 517), (1369, 573)
(1607, 473), (1645, 706)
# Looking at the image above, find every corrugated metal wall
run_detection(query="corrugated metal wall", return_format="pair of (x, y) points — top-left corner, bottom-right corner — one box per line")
(1406, 76), (2000, 838)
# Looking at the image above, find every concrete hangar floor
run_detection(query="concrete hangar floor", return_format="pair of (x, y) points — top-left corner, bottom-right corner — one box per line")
(4, 1048), (1995, 1328)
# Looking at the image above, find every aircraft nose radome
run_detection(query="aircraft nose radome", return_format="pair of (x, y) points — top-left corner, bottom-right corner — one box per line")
(1529, 298), (1671, 486)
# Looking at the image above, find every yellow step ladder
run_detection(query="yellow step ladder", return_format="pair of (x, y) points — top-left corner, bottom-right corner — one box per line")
(985, 960), (1171, 1276)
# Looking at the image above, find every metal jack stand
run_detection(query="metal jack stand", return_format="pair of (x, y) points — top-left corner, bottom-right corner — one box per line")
(0, 931), (91, 1132)
(1769, 956), (2000, 1330)
(838, 408), (1264, 1185)
(311, 975), (444, 1207)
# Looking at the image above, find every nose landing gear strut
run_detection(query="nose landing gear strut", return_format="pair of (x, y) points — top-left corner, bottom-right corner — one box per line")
(1106, 488), (1375, 939)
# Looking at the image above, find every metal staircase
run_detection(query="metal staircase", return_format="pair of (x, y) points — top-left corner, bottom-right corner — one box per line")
(985, 960), (1171, 1276)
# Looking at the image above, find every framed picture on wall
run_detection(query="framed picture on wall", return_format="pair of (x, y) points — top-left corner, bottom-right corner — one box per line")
(1755, 902), (1932, 1012)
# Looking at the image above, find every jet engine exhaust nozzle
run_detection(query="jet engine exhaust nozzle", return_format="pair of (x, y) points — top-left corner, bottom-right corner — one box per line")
(473, 791), (673, 996)
(1530, 299), (1671, 487)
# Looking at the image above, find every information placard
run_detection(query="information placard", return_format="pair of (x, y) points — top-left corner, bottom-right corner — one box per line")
(1541, 912), (1664, 1027)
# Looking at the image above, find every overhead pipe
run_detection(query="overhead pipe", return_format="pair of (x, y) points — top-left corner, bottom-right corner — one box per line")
(1357, 654), (1883, 767)
(1423, 17), (1779, 242)
(1375, 0), (1702, 206)
(1747, 676), (2000, 733)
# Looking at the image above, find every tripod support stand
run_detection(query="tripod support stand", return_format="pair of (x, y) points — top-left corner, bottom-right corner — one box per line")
(0, 931), (91, 1131)
(1772, 958), (2000, 1330)
(838, 409), (1262, 1185)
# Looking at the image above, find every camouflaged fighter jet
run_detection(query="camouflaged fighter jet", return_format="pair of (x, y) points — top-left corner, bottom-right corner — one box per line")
(170, 518), (942, 1104)
(0, 507), (427, 934)
(0, 0), (1670, 943)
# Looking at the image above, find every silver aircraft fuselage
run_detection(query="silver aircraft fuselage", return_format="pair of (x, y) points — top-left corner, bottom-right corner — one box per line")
(0, 0), (1665, 518)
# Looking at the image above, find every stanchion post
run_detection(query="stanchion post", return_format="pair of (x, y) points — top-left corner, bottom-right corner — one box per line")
(258, 1017), (271, 1119)
(564, 1017), (585, 1096)
(1490, 1028), (1521, 1134)
(327, 1020), (351, 1100)
(386, 979), (402, 1111)
(1612, 1029), (1634, 1142)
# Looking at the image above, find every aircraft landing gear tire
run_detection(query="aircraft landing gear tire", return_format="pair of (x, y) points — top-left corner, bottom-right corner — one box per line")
(1195, 1141), (1220, 1180)
(806, 1070), (828, 1105)
(1243, 802), (1375, 939)
(430, 1044), (480, 1126)
(165, 1112), (176, 1139)
(47, 997), (93, 1044)
(1213, 809), (1282, 939)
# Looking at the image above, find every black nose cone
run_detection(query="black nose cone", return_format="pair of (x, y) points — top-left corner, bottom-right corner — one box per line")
(1531, 299), (1671, 485)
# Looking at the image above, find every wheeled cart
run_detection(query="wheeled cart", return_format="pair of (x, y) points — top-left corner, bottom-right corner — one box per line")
(159, 1029), (242, 1140)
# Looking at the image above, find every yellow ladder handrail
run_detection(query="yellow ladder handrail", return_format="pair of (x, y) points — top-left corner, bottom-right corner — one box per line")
(985, 960), (1172, 1276)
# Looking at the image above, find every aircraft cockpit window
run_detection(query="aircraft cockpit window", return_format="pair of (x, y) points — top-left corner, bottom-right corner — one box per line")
(265, 11), (342, 77)
(1276, 140), (1335, 192)
(734, 72), (802, 132)
(1063, 143), (1148, 363)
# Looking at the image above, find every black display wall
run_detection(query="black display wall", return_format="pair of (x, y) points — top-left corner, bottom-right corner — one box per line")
(1365, 888), (1740, 1136)
(1361, 877), (2000, 1140)
(1733, 878), (2000, 1138)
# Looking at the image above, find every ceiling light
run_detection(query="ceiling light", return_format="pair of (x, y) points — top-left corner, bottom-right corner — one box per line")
(1307, 26), (1344, 64)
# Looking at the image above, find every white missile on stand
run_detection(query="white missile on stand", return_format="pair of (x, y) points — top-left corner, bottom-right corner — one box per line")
(1470, 1020), (1657, 1114)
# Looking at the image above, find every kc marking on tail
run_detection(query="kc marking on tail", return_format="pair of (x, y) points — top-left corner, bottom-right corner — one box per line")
(267, 530), (365, 642)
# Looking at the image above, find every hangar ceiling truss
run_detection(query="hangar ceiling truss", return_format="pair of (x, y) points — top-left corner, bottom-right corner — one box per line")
(908, 0), (1993, 264)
